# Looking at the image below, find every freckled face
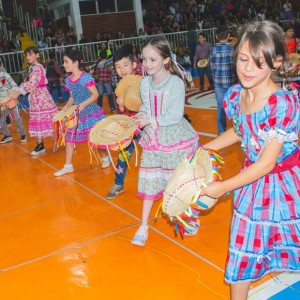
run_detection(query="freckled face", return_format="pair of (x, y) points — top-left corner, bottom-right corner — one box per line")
(142, 45), (168, 77)
(236, 41), (273, 90)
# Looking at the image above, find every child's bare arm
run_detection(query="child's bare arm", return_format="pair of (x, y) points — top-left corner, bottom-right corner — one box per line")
(201, 138), (283, 198)
(63, 91), (75, 110)
(204, 128), (240, 150)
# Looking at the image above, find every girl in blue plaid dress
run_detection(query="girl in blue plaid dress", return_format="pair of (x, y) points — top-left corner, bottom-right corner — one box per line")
(54, 50), (109, 176)
(201, 21), (300, 299)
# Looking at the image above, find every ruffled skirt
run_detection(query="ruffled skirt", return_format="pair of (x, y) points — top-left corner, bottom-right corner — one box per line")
(225, 151), (300, 283)
(65, 104), (105, 143)
(138, 119), (199, 200)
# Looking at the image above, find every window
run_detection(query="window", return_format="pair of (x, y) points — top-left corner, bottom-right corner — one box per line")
(97, 0), (116, 13)
(117, 0), (133, 11)
(79, 1), (96, 15)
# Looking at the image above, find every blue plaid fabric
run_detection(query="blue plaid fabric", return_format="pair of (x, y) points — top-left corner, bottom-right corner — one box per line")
(223, 85), (300, 283)
(210, 42), (236, 88)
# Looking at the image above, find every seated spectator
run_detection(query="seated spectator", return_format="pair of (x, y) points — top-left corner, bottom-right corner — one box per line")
(175, 40), (191, 66)
(65, 37), (75, 48)
(9, 35), (23, 72)
(101, 31), (111, 41)
(66, 26), (76, 44)
(46, 51), (63, 103)
(43, 6), (53, 25)
(97, 42), (112, 59)
(283, 0), (293, 21)
(37, 36), (48, 49)
(79, 33), (88, 44)
(37, 22), (46, 39)
(11, 13), (24, 36)
(93, 32), (102, 56)
(54, 38), (65, 62)
(44, 27), (56, 46)
(32, 14), (43, 28)
(55, 28), (65, 43)
(132, 45), (142, 75)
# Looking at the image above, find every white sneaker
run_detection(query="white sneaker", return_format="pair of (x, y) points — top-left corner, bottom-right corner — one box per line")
(131, 225), (149, 246)
(101, 156), (111, 168)
(54, 164), (74, 176)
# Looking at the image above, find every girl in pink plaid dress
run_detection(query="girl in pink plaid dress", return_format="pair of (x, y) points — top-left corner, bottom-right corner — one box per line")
(9, 46), (58, 155)
(201, 21), (300, 299)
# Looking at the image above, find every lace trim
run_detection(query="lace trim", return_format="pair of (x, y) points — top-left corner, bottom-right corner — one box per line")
(258, 128), (298, 143)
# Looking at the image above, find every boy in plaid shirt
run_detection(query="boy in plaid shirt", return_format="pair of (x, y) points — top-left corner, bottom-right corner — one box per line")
(95, 50), (115, 112)
(210, 25), (237, 134)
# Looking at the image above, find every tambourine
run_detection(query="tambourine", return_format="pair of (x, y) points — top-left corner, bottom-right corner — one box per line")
(197, 59), (209, 68)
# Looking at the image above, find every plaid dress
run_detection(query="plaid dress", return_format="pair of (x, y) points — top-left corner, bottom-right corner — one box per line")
(223, 84), (300, 283)
(64, 72), (105, 143)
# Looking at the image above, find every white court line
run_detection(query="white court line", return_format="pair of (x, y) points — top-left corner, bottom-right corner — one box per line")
(8, 142), (224, 274)
(248, 272), (300, 299)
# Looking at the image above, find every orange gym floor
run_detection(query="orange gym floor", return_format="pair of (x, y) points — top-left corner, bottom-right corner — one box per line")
(0, 83), (297, 300)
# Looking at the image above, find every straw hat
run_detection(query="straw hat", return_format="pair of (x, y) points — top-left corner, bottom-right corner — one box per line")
(115, 75), (142, 112)
(197, 59), (209, 68)
(53, 105), (78, 129)
(124, 86), (142, 112)
(0, 96), (14, 111)
(88, 115), (138, 151)
(5, 98), (17, 110)
(289, 53), (300, 65)
(162, 147), (223, 234)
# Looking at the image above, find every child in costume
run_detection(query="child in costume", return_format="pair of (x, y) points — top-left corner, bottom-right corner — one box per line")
(131, 36), (199, 246)
(9, 46), (57, 155)
(284, 25), (299, 55)
(0, 60), (27, 143)
(105, 44), (141, 200)
(54, 50), (110, 176)
(200, 21), (300, 299)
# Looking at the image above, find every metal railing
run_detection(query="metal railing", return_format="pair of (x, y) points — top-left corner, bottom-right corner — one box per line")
(1, 18), (300, 77)
(0, 29), (218, 75)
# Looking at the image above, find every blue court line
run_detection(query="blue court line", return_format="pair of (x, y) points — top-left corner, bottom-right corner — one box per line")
(269, 280), (300, 300)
